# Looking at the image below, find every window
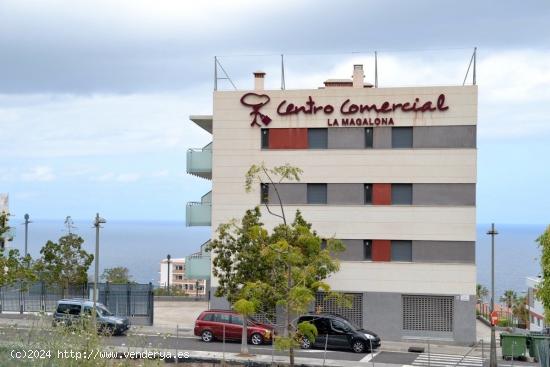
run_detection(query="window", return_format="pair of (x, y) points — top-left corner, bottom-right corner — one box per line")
(307, 184), (327, 204)
(56, 303), (81, 315)
(214, 313), (231, 324)
(365, 128), (373, 148)
(315, 293), (363, 328)
(392, 184), (412, 205)
(308, 128), (328, 149)
(314, 318), (331, 334)
(392, 127), (413, 148)
(176, 275), (183, 280)
(363, 240), (372, 260)
(261, 129), (269, 149)
(230, 315), (243, 325)
(260, 183), (269, 204)
(403, 295), (453, 332)
(364, 184), (373, 204)
(391, 240), (412, 262)
(203, 313), (214, 321)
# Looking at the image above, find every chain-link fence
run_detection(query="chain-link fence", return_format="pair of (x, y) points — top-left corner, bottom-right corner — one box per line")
(0, 281), (154, 325)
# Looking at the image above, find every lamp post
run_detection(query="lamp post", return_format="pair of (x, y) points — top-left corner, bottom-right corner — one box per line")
(23, 214), (31, 258)
(166, 254), (171, 296)
(93, 213), (106, 325)
(487, 223), (498, 367)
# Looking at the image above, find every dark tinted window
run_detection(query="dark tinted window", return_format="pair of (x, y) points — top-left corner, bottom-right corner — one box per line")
(261, 183), (269, 204)
(214, 313), (231, 324)
(364, 184), (373, 204)
(391, 240), (412, 262)
(307, 184), (327, 204)
(365, 128), (373, 148)
(57, 303), (81, 315)
(363, 240), (372, 261)
(392, 127), (413, 148)
(308, 128), (328, 149)
(202, 313), (214, 321)
(331, 319), (350, 332)
(261, 129), (269, 149)
(392, 184), (413, 205)
(230, 315), (243, 325)
(314, 318), (330, 333)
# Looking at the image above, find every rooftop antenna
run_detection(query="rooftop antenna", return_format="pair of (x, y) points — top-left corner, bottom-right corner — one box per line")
(214, 56), (237, 91)
(64, 216), (77, 234)
(463, 47), (477, 86)
(281, 54), (286, 90)
(374, 51), (378, 88)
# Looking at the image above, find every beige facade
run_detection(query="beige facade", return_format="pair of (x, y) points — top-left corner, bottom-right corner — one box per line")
(188, 65), (477, 343)
(159, 258), (207, 296)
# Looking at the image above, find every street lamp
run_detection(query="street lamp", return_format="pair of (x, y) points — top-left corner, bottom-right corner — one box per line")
(487, 223), (498, 367)
(166, 254), (171, 296)
(93, 213), (106, 325)
(23, 214), (31, 258)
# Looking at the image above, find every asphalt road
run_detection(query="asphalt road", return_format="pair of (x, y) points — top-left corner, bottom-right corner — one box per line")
(1, 325), (539, 366)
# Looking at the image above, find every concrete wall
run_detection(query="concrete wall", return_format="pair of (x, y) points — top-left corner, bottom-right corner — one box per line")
(413, 184), (476, 206)
(412, 241), (475, 264)
(266, 183), (306, 205)
(373, 127), (392, 148)
(414, 126), (476, 148)
(453, 295), (476, 344)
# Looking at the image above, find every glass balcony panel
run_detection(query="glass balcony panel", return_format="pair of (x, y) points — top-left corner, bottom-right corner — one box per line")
(186, 143), (212, 180)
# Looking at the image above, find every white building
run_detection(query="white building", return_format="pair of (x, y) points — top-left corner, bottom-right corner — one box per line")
(527, 276), (545, 331)
(187, 64), (477, 343)
(159, 257), (207, 296)
(0, 193), (9, 250)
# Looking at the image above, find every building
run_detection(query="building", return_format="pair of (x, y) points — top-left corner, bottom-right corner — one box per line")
(0, 193), (10, 250)
(159, 257), (207, 296)
(527, 276), (545, 331)
(187, 64), (477, 344)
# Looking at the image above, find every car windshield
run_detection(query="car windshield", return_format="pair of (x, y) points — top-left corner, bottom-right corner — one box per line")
(97, 305), (113, 317)
(333, 318), (358, 332)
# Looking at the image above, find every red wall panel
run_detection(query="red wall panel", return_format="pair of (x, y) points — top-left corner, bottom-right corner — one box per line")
(372, 183), (391, 205)
(268, 128), (308, 149)
(372, 240), (391, 261)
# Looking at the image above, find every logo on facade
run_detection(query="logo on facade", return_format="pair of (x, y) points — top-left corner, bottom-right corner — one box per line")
(240, 93), (272, 127)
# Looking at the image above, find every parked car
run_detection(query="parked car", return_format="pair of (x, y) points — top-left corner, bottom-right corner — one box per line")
(194, 310), (273, 345)
(53, 298), (129, 336)
(297, 314), (381, 353)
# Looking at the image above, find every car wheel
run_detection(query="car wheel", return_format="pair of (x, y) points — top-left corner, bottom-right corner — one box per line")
(250, 333), (263, 345)
(300, 337), (312, 349)
(201, 330), (214, 343)
(101, 325), (115, 336)
(352, 340), (366, 353)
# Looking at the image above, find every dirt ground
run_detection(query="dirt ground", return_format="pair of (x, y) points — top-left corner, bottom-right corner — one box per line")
(153, 300), (208, 329)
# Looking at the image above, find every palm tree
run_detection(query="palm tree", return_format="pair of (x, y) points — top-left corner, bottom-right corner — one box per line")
(512, 296), (529, 327)
(500, 290), (517, 309)
(476, 284), (489, 303)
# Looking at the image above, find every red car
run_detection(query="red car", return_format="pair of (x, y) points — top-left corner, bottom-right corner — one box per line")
(194, 310), (273, 345)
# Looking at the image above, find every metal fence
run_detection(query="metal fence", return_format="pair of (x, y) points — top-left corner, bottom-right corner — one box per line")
(0, 281), (154, 325)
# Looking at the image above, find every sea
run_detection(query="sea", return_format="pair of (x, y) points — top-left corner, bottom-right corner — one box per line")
(6, 220), (545, 298)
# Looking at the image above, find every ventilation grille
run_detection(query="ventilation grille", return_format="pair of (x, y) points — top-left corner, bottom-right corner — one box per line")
(402, 295), (454, 332)
(315, 293), (363, 328)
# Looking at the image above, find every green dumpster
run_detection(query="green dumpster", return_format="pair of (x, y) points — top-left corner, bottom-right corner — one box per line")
(500, 333), (528, 360)
(528, 334), (550, 362)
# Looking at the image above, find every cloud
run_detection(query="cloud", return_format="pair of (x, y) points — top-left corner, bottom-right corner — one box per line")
(21, 166), (55, 182)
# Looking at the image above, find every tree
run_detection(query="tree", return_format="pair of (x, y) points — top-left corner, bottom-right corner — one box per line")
(477, 284), (489, 303)
(536, 225), (550, 323)
(208, 163), (345, 364)
(512, 296), (529, 327)
(34, 233), (94, 293)
(101, 266), (132, 283)
(500, 290), (517, 309)
(0, 212), (35, 287)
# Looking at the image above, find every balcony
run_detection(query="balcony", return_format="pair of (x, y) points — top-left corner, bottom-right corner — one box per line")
(186, 191), (211, 226)
(187, 143), (212, 180)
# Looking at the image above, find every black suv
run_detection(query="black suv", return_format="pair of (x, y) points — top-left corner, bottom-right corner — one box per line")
(297, 314), (381, 353)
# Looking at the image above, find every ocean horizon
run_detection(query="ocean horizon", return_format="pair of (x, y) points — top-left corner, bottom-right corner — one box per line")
(5, 219), (545, 299)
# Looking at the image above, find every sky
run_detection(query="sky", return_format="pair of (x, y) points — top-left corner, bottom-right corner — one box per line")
(1, 0), (549, 224)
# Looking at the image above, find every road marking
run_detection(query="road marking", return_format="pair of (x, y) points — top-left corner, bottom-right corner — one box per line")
(412, 353), (484, 367)
(360, 351), (379, 362)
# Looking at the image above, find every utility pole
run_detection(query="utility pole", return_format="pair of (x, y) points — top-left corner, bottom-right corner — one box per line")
(23, 214), (31, 257)
(166, 254), (171, 296)
(93, 213), (106, 326)
(487, 223), (498, 367)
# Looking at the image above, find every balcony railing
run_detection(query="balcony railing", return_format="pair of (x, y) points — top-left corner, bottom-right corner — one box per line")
(186, 191), (212, 227)
(187, 143), (212, 180)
